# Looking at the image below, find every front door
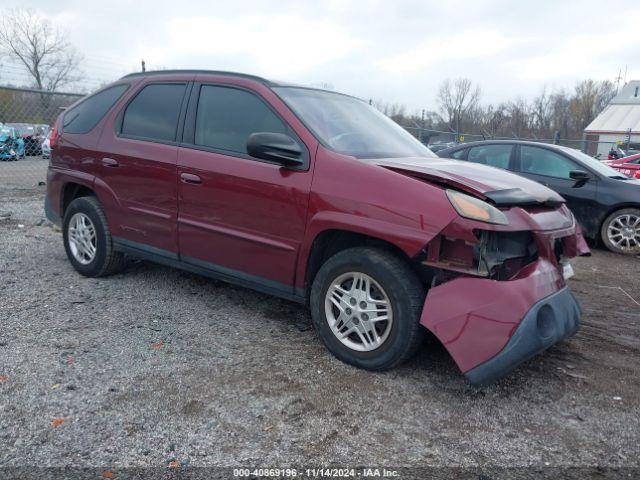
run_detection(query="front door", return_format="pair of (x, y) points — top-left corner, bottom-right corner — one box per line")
(516, 145), (600, 234)
(177, 84), (313, 295)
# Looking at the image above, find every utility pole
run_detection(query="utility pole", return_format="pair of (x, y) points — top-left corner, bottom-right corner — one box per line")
(141, 59), (146, 72)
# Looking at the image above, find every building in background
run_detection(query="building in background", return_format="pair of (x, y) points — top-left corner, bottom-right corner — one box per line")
(585, 80), (640, 157)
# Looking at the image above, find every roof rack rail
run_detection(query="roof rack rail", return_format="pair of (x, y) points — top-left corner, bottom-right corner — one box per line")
(120, 69), (275, 86)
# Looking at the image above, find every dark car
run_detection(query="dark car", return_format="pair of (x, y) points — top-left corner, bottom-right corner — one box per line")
(427, 141), (457, 153)
(8, 123), (43, 156)
(45, 71), (589, 385)
(437, 140), (640, 255)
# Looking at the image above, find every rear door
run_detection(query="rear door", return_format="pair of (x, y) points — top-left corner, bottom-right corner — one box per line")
(176, 82), (314, 295)
(515, 145), (600, 231)
(96, 81), (190, 254)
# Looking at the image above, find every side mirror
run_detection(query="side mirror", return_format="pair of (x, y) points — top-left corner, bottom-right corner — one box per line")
(569, 170), (591, 182)
(247, 132), (304, 167)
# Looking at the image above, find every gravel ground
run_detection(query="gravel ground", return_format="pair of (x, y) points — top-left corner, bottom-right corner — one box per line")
(1, 186), (639, 471)
(0, 157), (48, 188)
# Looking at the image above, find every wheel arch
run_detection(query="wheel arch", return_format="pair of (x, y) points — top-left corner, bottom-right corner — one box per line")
(301, 228), (426, 303)
(61, 182), (96, 217)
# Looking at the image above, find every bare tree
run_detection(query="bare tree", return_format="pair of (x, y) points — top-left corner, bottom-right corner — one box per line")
(436, 78), (481, 135)
(531, 87), (553, 137)
(569, 79), (616, 131)
(505, 98), (531, 138)
(0, 8), (82, 91)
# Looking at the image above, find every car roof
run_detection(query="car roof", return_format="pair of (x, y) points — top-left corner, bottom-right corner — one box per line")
(437, 139), (569, 155)
(118, 69), (356, 98)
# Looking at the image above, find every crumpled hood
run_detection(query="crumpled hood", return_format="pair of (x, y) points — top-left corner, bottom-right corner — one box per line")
(373, 157), (565, 207)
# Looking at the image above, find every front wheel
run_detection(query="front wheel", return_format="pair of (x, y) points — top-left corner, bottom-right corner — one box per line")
(310, 247), (426, 371)
(601, 208), (640, 255)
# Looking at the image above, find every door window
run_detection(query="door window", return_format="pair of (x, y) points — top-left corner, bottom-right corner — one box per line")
(194, 85), (287, 155)
(121, 83), (186, 142)
(467, 144), (512, 169)
(520, 146), (579, 179)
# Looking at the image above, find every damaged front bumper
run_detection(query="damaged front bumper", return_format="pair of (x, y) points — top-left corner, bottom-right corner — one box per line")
(420, 251), (584, 385)
(464, 285), (580, 385)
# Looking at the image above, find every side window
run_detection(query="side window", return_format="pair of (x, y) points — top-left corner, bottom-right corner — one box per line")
(451, 148), (467, 160)
(520, 146), (579, 179)
(121, 83), (186, 142)
(63, 84), (128, 134)
(194, 85), (287, 155)
(467, 144), (512, 169)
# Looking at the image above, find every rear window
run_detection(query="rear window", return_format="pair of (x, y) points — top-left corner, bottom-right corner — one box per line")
(63, 84), (128, 134)
(121, 83), (186, 142)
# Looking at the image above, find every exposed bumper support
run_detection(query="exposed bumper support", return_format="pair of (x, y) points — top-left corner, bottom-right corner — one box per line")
(464, 286), (581, 386)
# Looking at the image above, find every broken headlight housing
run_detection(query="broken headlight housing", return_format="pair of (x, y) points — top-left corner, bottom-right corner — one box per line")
(446, 189), (508, 225)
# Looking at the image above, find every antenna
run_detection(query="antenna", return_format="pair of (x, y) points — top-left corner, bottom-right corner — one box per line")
(615, 68), (623, 93)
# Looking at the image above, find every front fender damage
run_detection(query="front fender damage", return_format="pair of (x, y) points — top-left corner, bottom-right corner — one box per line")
(416, 208), (589, 384)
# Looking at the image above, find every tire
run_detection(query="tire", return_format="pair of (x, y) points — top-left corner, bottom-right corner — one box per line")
(601, 208), (640, 255)
(62, 196), (125, 277)
(310, 247), (426, 371)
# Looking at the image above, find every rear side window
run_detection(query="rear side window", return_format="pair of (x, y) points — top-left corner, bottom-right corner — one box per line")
(121, 83), (186, 142)
(63, 84), (128, 134)
(451, 148), (467, 160)
(520, 146), (579, 179)
(194, 85), (287, 155)
(468, 144), (512, 169)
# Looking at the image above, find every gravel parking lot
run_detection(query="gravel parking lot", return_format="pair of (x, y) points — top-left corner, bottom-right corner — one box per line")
(1, 185), (639, 472)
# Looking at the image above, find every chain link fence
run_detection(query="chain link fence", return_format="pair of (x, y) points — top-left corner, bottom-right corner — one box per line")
(0, 85), (629, 190)
(0, 86), (83, 188)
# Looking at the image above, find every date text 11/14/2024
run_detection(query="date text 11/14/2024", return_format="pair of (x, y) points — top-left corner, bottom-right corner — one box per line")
(233, 467), (401, 478)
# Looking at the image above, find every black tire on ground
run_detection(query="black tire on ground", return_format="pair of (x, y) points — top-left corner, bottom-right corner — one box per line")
(310, 247), (426, 371)
(600, 208), (640, 255)
(62, 196), (125, 277)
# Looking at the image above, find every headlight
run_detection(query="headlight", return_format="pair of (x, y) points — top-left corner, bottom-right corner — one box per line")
(446, 189), (508, 225)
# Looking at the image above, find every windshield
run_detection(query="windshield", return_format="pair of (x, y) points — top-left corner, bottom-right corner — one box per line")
(0, 127), (12, 137)
(273, 87), (436, 159)
(559, 146), (632, 179)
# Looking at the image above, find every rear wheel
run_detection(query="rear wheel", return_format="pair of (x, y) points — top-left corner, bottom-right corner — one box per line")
(601, 208), (640, 255)
(62, 196), (125, 277)
(310, 247), (426, 371)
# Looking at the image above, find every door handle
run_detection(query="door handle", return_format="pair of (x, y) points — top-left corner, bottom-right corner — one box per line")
(102, 157), (119, 167)
(180, 172), (202, 184)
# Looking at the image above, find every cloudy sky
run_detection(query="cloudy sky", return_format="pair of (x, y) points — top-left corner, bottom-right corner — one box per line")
(9, 0), (640, 111)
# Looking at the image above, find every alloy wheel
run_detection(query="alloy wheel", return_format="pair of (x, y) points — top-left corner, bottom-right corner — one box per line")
(607, 213), (640, 251)
(67, 212), (97, 264)
(324, 272), (393, 352)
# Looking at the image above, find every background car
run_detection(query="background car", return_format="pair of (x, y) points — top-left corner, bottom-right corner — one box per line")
(427, 141), (457, 153)
(41, 135), (51, 159)
(8, 123), (42, 156)
(0, 125), (25, 161)
(437, 140), (640, 255)
(604, 153), (640, 179)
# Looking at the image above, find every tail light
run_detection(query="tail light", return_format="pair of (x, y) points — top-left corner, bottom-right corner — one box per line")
(50, 126), (58, 148)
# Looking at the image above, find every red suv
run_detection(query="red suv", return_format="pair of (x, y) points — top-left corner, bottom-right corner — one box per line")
(45, 70), (590, 385)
